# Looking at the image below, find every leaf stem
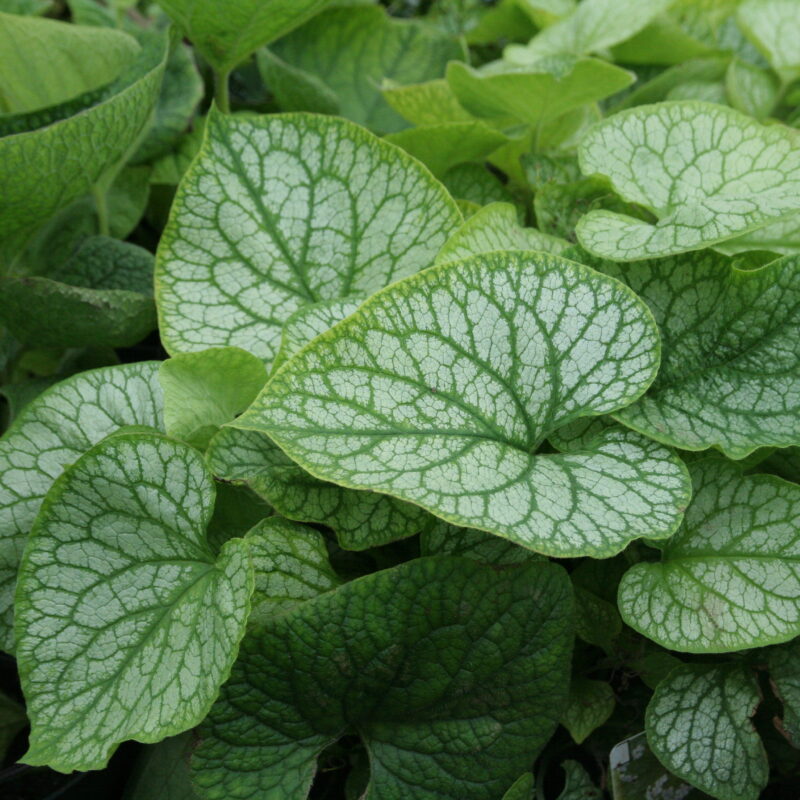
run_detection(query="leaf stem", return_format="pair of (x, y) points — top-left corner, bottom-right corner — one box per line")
(214, 68), (231, 113)
(92, 184), (110, 237)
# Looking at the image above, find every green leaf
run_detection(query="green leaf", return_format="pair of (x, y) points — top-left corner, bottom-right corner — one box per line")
(562, 679), (615, 744)
(155, 0), (334, 75)
(556, 761), (602, 800)
(0, 12), (138, 114)
(272, 6), (462, 133)
(0, 362), (164, 652)
(611, 17), (719, 65)
(646, 664), (768, 800)
(737, 0), (800, 83)
(155, 110), (461, 366)
(191, 558), (574, 799)
(244, 516), (340, 623)
(505, 0), (673, 62)
(576, 102), (800, 261)
(0, 30), (167, 264)
(159, 347), (267, 451)
(256, 49), (340, 115)
(206, 482), (271, 554)
(436, 202), (570, 263)
(725, 59), (779, 119)
(421, 519), (541, 566)
(206, 426), (431, 549)
(384, 121), (507, 178)
(618, 458), (800, 653)
(591, 250), (800, 459)
(715, 212), (800, 256)
(0, 0), (52, 14)
(502, 773), (534, 800)
(0, 689), (26, 762)
(235, 250), (690, 558)
(382, 78), (473, 127)
(15, 432), (253, 773)
(446, 57), (634, 129)
(767, 639), (800, 748)
(124, 733), (201, 800)
(443, 162), (517, 208)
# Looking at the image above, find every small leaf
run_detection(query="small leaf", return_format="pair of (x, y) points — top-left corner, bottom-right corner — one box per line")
(159, 347), (267, 451)
(236, 250), (690, 558)
(244, 516), (340, 623)
(191, 558), (574, 800)
(502, 773), (534, 800)
(646, 664), (768, 800)
(257, 49), (339, 115)
(206, 426), (431, 550)
(155, 110), (460, 365)
(737, 0), (800, 83)
(272, 6), (462, 133)
(0, 363), (164, 652)
(576, 102), (800, 260)
(446, 57), (633, 128)
(562, 679), (615, 744)
(436, 202), (569, 264)
(156, 0), (334, 75)
(382, 78), (473, 127)
(556, 761), (602, 800)
(725, 59), (779, 120)
(618, 458), (800, 653)
(767, 639), (800, 747)
(15, 433), (253, 773)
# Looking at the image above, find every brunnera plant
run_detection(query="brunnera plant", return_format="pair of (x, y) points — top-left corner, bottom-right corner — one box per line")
(0, 1), (799, 799)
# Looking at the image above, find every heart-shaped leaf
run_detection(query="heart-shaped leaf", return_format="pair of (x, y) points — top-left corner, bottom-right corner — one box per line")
(576, 102), (800, 260)
(15, 432), (253, 772)
(619, 458), (800, 653)
(155, 110), (461, 366)
(191, 557), (573, 799)
(235, 250), (690, 558)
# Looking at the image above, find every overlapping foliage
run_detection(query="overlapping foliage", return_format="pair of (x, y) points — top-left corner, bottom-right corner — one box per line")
(1, 1), (799, 798)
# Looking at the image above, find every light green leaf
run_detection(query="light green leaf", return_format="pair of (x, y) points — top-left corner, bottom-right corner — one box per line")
(155, 0), (334, 75)
(159, 347), (267, 451)
(257, 49), (339, 115)
(272, 6), (462, 133)
(767, 639), (800, 748)
(0, 30), (167, 264)
(235, 250), (690, 558)
(245, 516), (340, 623)
(556, 760), (602, 800)
(446, 57), (633, 128)
(592, 251), (800, 458)
(443, 162), (517, 208)
(0, 362), (164, 652)
(737, 0), (800, 83)
(610, 17), (719, 65)
(562, 679), (615, 744)
(436, 202), (570, 263)
(124, 733), (201, 800)
(576, 102), (800, 261)
(421, 519), (540, 566)
(191, 558), (574, 800)
(272, 297), (363, 374)
(667, 80), (728, 103)
(646, 664), (768, 800)
(155, 110), (461, 366)
(715, 212), (800, 256)
(619, 459), (800, 654)
(15, 433), (253, 773)
(206, 426), (431, 549)
(382, 78), (473, 127)
(725, 59), (779, 119)
(505, 0), (673, 62)
(0, 689), (26, 762)
(384, 121), (507, 178)
(0, 12), (138, 114)
(502, 772), (534, 800)
(0, 0), (52, 14)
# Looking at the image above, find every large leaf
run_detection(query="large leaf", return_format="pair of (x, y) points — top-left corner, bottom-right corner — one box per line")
(446, 56), (633, 128)
(0, 12), (138, 113)
(0, 362), (164, 652)
(206, 426), (432, 550)
(590, 250), (800, 458)
(0, 30), (167, 265)
(618, 458), (800, 653)
(155, 110), (461, 365)
(15, 433), (253, 773)
(155, 0), (334, 75)
(191, 558), (573, 799)
(646, 664), (768, 800)
(737, 0), (800, 83)
(505, 0), (673, 62)
(576, 102), (800, 260)
(272, 6), (462, 133)
(235, 250), (690, 558)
